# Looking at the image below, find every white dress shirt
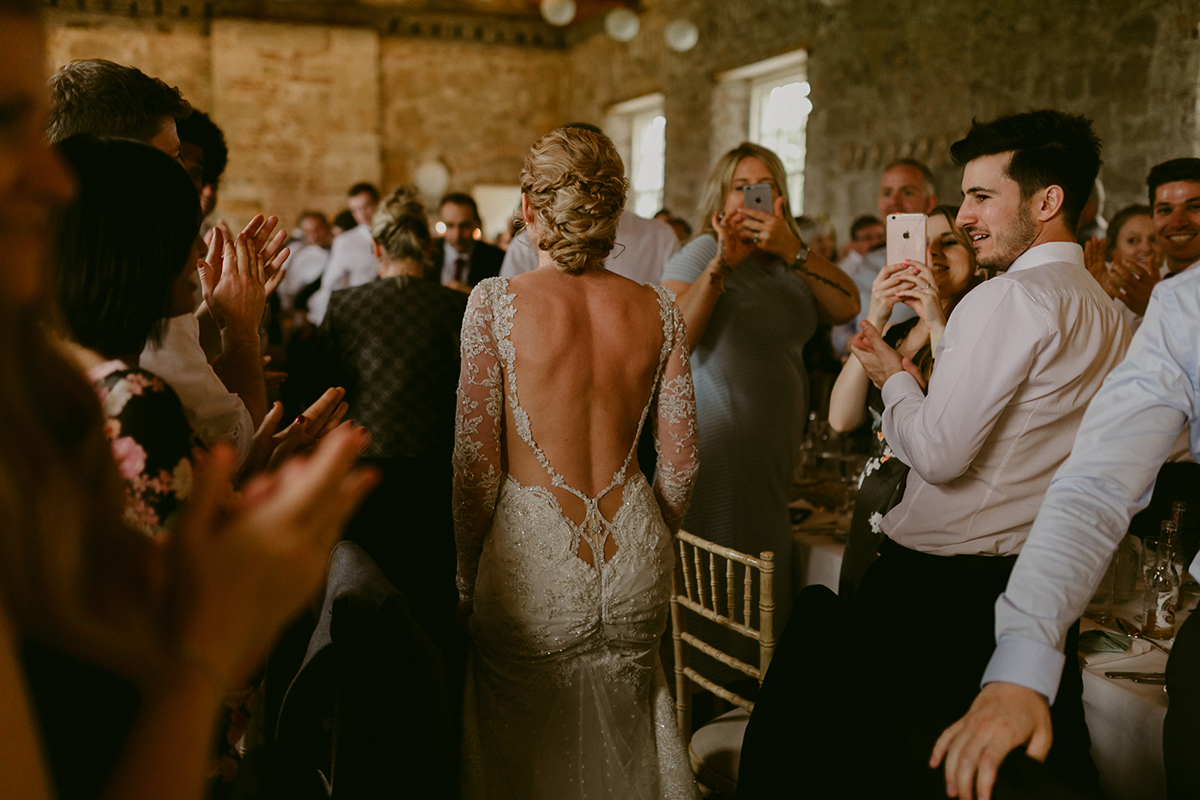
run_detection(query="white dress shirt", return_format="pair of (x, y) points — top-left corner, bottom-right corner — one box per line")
(499, 212), (679, 284)
(984, 262), (1200, 702)
(440, 241), (470, 285)
(277, 243), (331, 312)
(880, 241), (1130, 556)
(139, 313), (255, 466)
(307, 224), (377, 325)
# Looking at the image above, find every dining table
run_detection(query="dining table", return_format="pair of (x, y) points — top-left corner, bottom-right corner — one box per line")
(789, 501), (1179, 800)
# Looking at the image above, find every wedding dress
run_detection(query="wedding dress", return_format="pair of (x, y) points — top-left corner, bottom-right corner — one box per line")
(452, 277), (700, 800)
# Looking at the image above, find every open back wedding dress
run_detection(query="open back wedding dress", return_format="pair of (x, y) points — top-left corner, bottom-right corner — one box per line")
(452, 277), (699, 800)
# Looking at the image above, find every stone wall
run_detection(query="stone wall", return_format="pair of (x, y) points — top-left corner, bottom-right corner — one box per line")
(567, 0), (1200, 238)
(45, 0), (1200, 240)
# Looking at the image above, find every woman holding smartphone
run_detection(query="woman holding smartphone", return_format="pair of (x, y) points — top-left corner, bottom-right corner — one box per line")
(661, 142), (858, 642)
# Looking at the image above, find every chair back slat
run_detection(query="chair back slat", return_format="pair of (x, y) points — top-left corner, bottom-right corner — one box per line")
(669, 529), (776, 748)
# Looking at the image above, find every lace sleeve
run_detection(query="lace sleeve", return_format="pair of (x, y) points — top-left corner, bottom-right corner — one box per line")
(452, 282), (506, 603)
(652, 300), (699, 533)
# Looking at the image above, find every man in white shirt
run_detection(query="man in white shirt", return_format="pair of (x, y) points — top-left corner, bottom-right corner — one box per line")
(737, 111), (1125, 800)
(831, 160), (934, 354)
(501, 210), (678, 284)
(308, 183), (380, 325)
(278, 210), (333, 313)
(932, 173), (1200, 800)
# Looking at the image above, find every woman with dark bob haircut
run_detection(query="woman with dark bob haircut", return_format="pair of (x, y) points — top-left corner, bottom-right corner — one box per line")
(53, 135), (204, 536)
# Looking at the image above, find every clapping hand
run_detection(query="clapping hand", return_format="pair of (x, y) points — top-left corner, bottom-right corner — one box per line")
(172, 426), (378, 689)
(1107, 250), (1160, 317)
(243, 387), (353, 478)
(850, 320), (926, 391)
(196, 216), (292, 334)
(1082, 236), (1113, 296)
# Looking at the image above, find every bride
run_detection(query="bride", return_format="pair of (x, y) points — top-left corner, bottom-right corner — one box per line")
(452, 125), (700, 800)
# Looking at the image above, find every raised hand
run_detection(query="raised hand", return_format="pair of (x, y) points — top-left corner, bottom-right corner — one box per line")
(709, 210), (756, 287)
(849, 320), (906, 389)
(735, 195), (803, 262)
(1108, 250), (1160, 317)
(197, 225), (267, 336)
(867, 261), (914, 329)
(893, 260), (948, 335)
(1082, 236), (1112, 296)
(170, 426), (377, 689)
(931, 682), (1053, 800)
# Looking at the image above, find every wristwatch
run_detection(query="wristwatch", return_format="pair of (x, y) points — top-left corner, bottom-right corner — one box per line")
(791, 239), (811, 268)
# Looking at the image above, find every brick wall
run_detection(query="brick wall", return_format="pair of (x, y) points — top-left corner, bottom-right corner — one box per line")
(45, 0), (1200, 241)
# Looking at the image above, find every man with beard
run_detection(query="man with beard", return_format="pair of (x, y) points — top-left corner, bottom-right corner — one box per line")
(737, 110), (1127, 799)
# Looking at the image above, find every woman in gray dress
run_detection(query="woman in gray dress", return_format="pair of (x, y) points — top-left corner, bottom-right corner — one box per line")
(661, 142), (859, 637)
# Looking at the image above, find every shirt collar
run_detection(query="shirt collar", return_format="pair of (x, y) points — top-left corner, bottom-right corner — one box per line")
(1006, 241), (1084, 274)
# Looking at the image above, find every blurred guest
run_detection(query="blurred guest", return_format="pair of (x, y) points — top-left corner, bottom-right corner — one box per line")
(52, 137), (201, 536)
(739, 110), (1122, 800)
(667, 216), (692, 244)
(1083, 203), (1159, 332)
(661, 141), (858, 661)
(1075, 176), (1107, 244)
(176, 109), (227, 221)
(331, 208), (356, 236)
(308, 182), (380, 325)
(1148, 157), (1200, 280)
(828, 206), (983, 603)
(278, 210), (333, 315)
(838, 214), (885, 267)
(308, 187), (468, 729)
(502, 124), (680, 285)
(797, 214), (837, 262)
(654, 207), (672, 221)
(48, 58), (283, 465)
(832, 160), (937, 354)
(430, 192), (503, 292)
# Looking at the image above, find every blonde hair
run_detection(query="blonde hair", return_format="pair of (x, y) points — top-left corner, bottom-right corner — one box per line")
(520, 126), (627, 275)
(696, 142), (802, 242)
(370, 186), (430, 263)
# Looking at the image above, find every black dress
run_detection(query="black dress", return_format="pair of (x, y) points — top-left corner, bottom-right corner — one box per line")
(837, 317), (924, 605)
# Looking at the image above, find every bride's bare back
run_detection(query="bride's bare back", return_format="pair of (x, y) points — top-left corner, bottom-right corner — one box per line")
(504, 266), (666, 562)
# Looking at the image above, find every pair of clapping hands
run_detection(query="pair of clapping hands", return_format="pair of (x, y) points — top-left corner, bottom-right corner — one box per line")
(197, 215), (290, 336)
(851, 259), (947, 391)
(1083, 236), (1161, 317)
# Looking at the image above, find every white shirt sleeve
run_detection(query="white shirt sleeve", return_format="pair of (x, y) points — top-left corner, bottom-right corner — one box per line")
(139, 314), (255, 467)
(881, 278), (1045, 485)
(984, 277), (1199, 702)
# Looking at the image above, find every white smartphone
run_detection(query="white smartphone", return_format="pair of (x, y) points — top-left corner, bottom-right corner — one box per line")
(886, 213), (927, 265)
(742, 183), (773, 213)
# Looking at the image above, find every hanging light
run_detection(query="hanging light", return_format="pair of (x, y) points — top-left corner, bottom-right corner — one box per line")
(540, 0), (576, 27)
(604, 7), (640, 42)
(663, 19), (698, 52)
(415, 160), (450, 203)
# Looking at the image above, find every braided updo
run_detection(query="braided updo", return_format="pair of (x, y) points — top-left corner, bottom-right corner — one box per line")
(520, 126), (627, 275)
(370, 185), (430, 263)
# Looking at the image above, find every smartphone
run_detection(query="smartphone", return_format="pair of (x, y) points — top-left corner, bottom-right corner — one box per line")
(886, 213), (927, 265)
(741, 183), (773, 213)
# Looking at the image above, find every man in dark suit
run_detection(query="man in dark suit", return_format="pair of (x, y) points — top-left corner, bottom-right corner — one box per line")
(427, 192), (504, 291)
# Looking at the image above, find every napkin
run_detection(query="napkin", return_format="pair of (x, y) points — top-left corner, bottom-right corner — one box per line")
(1078, 630), (1152, 666)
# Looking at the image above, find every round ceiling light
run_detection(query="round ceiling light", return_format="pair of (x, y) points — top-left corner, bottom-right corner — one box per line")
(540, 0), (577, 27)
(663, 19), (699, 52)
(605, 8), (640, 42)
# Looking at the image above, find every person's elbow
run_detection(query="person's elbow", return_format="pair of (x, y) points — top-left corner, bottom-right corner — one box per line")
(828, 405), (863, 433)
(818, 292), (860, 326)
(909, 454), (970, 486)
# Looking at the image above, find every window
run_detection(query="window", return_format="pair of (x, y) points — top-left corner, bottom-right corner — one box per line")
(717, 51), (810, 213)
(605, 93), (666, 219)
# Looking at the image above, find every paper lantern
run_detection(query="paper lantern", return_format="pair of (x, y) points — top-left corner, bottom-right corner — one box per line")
(663, 19), (699, 52)
(540, 0), (576, 27)
(605, 8), (640, 42)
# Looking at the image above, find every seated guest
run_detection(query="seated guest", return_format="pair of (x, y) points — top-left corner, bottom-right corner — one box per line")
(737, 110), (1127, 799)
(502, 123), (680, 285)
(310, 186), (469, 735)
(48, 58), (283, 465)
(52, 137), (203, 536)
(828, 205), (983, 603)
(307, 182), (380, 325)
(278, 210), (334, 315)
(429, 191), (504, 291)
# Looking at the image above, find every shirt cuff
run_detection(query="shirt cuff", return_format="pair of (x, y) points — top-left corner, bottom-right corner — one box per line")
(982, 634), (1066, 704)
(880, 368), (923, 407)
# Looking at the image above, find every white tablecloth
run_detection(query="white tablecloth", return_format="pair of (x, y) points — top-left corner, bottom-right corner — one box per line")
(790, 528), (1170, 800)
